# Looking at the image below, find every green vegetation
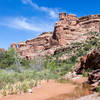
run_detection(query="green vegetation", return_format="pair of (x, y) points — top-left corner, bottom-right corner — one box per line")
(0, 32), (100, 95)
(82, 72), (88, 77)
(2, 88), (7, 96)
(0, 48), (29, 69)
(96, 85), (100, 92)
(44, 32), (100, 78)
(82, 68), (93, 77)
(0, 48), (59, 95)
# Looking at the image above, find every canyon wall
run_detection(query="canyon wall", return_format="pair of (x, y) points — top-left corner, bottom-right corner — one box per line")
(10, 12), (100, 59)
(51, 13), (100, 46)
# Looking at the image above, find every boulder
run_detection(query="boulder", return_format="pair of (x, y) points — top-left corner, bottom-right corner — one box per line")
(10, 43), (17, 49)
(76, 50), (100, 74)
(88, 69), (100, 88)
(75, 50), (100, 88)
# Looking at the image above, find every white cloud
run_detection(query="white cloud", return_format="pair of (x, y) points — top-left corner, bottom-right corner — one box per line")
(21, 0), (59, 18)
(0, 17), (54, 32)
(0, 0), (59, 33)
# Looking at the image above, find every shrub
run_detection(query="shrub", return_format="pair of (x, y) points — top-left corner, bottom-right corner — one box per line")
(77, 49), (86, 57)
(2, 88), (7, 96)
(69, 56), (77, 63)
(84, 44), (92, 51)
(21, 83), (28, 93)
(0, 48), (30, 69)
(20, 59), (30, 68)
(96, 85), (100, 92)
(82, 72), (88, 77)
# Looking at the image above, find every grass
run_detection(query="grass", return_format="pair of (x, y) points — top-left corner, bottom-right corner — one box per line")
(0, 68), (59, 96)
(2, 88), (7, 96)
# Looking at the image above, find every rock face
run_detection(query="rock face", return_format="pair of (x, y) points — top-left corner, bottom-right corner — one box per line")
(88, 69), (100, 88)
(10, 12), (100, 59)
(0, 48), (5, 53)
(11, 32), (53, 59)
(76, 50), (100, 74)
(75, 49), (100, 88)
(51, 13), (100, 46)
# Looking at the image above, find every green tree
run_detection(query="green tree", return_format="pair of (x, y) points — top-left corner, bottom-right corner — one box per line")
(0, 48), (29, 69)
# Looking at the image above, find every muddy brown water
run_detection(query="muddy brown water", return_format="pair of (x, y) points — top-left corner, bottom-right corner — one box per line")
(47, 81), (93, 100)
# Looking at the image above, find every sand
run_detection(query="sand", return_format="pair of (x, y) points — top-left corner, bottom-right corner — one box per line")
(0, 78), (87, 100)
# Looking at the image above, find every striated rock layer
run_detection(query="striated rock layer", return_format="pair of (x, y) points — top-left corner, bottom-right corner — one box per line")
(10, 12), (100, 59)
(10, 32), (53, 59)
(51, 13), (100, 46)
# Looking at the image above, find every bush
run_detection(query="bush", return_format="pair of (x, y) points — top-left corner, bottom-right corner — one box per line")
(21, 82), (28, 93)
(0, 48), (30, 69)
(20, 59), (30, 68)
(96, 85), (100, 92)
(2, 88), (7, 96)
(77, 49), (86, 57)
(0, 48), (17, 68)
(84, 44), (92, 51)
(69, 56), (77, 63)
(82, 72), (88, 77)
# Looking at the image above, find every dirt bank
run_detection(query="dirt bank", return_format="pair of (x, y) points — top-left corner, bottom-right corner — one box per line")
(0, 77), (88, 100)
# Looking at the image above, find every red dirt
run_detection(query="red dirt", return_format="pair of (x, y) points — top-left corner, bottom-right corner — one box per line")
(0, 78), (87, 100)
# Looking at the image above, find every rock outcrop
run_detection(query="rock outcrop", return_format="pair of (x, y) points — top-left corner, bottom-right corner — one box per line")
(75, 49), (100, 88)
(76, 50), (100, 74)
(11, 32), (53, 59)
(51, 13), (100, 46)
(10, 12), (100, 59)
(0, 48), (5, 53)
(88, 69), (100, 88)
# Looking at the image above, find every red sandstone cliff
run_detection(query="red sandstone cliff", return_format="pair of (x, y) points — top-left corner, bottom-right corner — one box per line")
(10, 12), (100, 59)
(0, 48), (5, 53)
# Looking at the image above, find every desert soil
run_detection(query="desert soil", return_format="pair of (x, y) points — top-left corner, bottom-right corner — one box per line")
(0, 77), (87, 100)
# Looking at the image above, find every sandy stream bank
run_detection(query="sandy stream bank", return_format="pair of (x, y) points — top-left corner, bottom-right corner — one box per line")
(0, 77), (92, 100)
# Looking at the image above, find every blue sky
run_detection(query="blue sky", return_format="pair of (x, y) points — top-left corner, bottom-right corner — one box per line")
(0, 0), (100, 49)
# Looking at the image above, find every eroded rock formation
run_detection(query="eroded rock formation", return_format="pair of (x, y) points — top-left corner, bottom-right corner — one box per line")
(0, 48), (5, 53)
(75, 49), (100, 88)
(51, 13), (100, 46)
(88, 69), (100, 88)
(76, 50), (100, 74)
(10, 12), (100, 59)
(11, 32), (53, 59)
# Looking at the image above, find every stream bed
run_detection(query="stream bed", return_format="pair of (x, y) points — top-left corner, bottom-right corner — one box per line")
(47, 79), (93, 100)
